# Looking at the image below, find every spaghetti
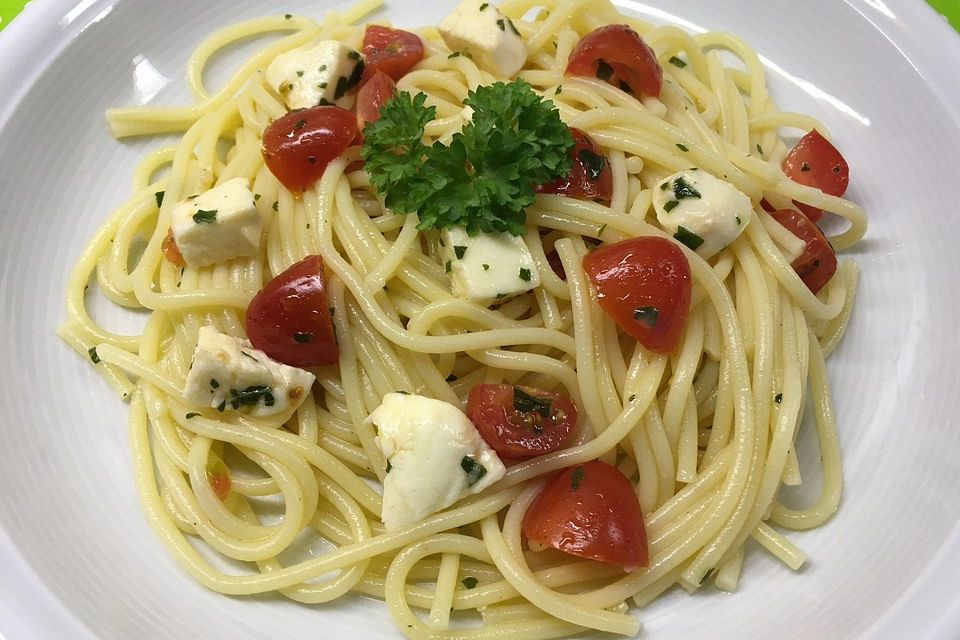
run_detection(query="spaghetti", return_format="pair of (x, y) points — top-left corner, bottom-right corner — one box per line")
(59, 0), (866, 637)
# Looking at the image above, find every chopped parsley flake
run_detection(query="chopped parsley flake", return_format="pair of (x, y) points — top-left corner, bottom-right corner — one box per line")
(496, 18), (505, 30)
(571, 466), (585, 492)
(460, 456), (487, 487)
(185, 413), (200, 419)
(775, 393), (783, 404)
(676, 142), (689, 152)
(296, 69), (304, 77)
(462, 576), (479, 589)
(801, 162), (811, 172)
(669, 56), (687, 68)
(513, 386), (552, 417)
(226, 385), (275, 410)
(578, 148), (606, 181)
(155, 191), (165, 207)
(664, 200), (680, 213)
(445, 260), (452, 273)
(674, 225), (705, 250)
(482, 263), (490, 271)
(210, 379), (220, 389)
(386, 460), (392, 473)
(479, 2), (489, 9)
(673, 176), (701, 200)
(454, 245), (467, 259)
(633, 306), (659, 327)
(88, 347), (100, 364)
(192, 209), (217, 224)
(519, 267), (532, 281)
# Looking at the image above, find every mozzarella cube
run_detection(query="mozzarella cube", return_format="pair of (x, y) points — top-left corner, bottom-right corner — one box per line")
(438, 0), (527, 78)
(170, 178), (262, 267)
(183, 326), (315, 417)
(266, 40), (364, 110)
(652, 169), (752, 258)
(440, 227), (540, 303)
(367, 392), (506, 530)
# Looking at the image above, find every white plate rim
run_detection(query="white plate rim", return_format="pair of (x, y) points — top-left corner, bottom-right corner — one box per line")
(1, 1), (959, 638)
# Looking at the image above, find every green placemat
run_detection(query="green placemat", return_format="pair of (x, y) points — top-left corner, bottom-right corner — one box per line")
(0, 2), (958, 35)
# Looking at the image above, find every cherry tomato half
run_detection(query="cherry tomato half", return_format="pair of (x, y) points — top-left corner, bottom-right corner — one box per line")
(262, 106), (358, 193)
(245, 255), (339, 367)
(361, 25), (424, 84)
(782, 129), (850, 222)
(566, 24), (663, 98)
(536, 128), (613, 205)
(356, 70), (397, 137)
(467, 384), (578, 460)
(769, 209), (838, 295)
(582, 237), (692, 354)
(522, 461), (649, 571)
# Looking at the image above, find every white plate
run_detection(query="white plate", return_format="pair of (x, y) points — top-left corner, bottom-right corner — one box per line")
(1, 1), (960, 638)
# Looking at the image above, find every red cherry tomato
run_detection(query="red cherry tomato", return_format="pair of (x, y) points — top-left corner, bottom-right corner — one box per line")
(536, 128), (613, 205)
(467, 384), (578, 460)
(245, 255), (339, 367)
(769, 209), (838, 295)
(356, 70), (397, 136)
(161, 228), (186, 267)
(262, 106), (358, 192)
(361, 25), (424, 83)
(566, 24), (663, 98)
(582, 237), (692, 354)
(522, 461), (648, 570)
(782, 129), (850, 222)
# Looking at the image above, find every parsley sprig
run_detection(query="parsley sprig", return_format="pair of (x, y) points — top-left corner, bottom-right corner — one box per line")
(361, 79), (574, 236)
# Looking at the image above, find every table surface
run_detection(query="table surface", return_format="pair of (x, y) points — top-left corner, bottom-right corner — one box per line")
(1, 0), (959, 31)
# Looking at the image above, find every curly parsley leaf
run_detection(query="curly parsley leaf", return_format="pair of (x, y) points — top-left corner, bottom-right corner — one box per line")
(361, 79), (574, 236)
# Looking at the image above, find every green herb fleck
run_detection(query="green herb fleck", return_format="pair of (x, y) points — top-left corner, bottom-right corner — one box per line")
(578, 148), (606, 181)
(596, 59), (614, 81)
(454, 245), (467, 259)
(756, 144), (763, 155)
(669, 56), (687, 68)
(801, 162), (811, 172)
(664, 200), (680, 213)
(347, 50), (361, 61)
(674, 225), (705, 250)
(448, 51), (462, 59)
(461, 456), (488, 487)
(185, 413), (200, 419)
(513, 386), (552, 417)
(775, 393), (783, 404)
(226, 385), (275, 410)
(193, 209), (217, 224)
(673, 176), (701, 200)
(294, 118), (307, 130)
(519, 267), (532, 281)
(597, 223), (607, 236)
(496, 18), (505, 31)
(284, 13), (292, 19)
(555, 86), (562, 95)
(294, 332), (313, 343)
(155, 191), (165, 207)
(628, 394), (636, 402)
(660, 182), (671, 191)
(386, 460), (392, 473)
(482, 263), (490, 271)
(445, 373), (458, 382)
(571, 466), (585, 492)
(210, 379), (220, 389)
(445, 260), (452, 273)
(676, 142), (689, 152)
(462, 576), (479, 589)
(88, 347), (100, 364)
(254, 193), (261, 201)
(736, 216), (742, 225)
(633, 306), (659, 327)
(296, 69), (304, 77)
(273, 201), (279, 212)
(479, 2), (489, 9)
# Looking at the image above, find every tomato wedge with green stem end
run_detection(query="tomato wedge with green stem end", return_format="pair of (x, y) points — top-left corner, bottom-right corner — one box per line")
(566, 24), (663, 98)
(467, 383), (578, 460)
(582, 236), (692, 354)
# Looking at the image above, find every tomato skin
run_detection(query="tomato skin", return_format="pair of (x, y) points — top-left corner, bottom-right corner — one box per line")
(782, 129), (850, 222)
(245, 255), (339, 367)
(522, 461), (648, 570)
(161, 228), (186, 267)
(356, 70), (397, 136)
(361, 25), (424, 83)
(536, 128), (613, 205)
(467, 384), (578, 460)
(566, 24), (663, 98)
(769, 209), (838, 295)
(262, 106), (358, 192)
(582, 237), (692, 354)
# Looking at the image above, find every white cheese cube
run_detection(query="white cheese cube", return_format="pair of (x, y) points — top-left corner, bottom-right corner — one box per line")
(169, 178), (262, 268)
(183, 326), (315, 417)
(367, 392), (506, 530)
(652, 169), (752, 258)
(440, 227), (540, 303)
(438, 0), (527, 78)
(265, 40), (364, 110)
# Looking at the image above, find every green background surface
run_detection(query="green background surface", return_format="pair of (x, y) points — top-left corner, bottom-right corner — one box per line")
(1, 0), (959, 31)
